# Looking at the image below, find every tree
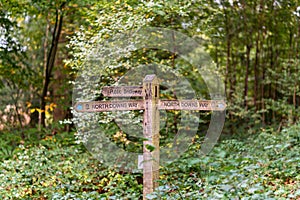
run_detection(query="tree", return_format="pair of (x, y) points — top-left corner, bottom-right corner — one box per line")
(0, 1), (31, 135)
(1, 0), (98, 129)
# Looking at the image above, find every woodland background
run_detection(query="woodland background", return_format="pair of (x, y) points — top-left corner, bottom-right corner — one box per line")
(0, 0), (299, 199)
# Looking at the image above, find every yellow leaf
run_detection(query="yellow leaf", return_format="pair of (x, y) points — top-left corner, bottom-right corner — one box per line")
(36, 108), (44, 113)
(26, 102), (32, 108)
(50, 103), (57, 109)
(45, 111), (50, 117)
(30, 108), (36, 113)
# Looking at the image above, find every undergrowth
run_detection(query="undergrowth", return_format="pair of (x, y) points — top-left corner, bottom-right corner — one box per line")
(0, 124), (299, 199)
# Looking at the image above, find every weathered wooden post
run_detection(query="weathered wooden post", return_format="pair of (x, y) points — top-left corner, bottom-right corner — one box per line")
(142, 75), (160, 199)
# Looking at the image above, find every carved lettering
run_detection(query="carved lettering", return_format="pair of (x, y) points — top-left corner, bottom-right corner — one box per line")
(102, 86), (143, 97)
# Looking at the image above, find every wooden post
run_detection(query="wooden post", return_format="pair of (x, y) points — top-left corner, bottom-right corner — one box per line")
(74, 74), (226, 199)
(142, 74), (160, 199)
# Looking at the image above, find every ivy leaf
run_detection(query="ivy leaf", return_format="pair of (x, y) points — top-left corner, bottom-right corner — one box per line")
(145, 144), (155, 152)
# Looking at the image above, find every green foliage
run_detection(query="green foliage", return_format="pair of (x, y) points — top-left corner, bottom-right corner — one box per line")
(0, 124), (299, 199)
(151, 124), (300, 199)
(0, 130), (142, 199)
(0, 122), (70, 161)
(0, 0), (299, 198)
(206, 0), (300, 129)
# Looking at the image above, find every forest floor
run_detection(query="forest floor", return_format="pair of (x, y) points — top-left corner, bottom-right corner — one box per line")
(0, 124), (299, 199)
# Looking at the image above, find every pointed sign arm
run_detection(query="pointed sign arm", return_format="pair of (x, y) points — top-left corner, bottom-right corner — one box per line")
(74, 100), (144, 112)
(158, 100), (226, 111)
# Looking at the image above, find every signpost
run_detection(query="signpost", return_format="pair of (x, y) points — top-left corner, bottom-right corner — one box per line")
(74, 74), (226, 199)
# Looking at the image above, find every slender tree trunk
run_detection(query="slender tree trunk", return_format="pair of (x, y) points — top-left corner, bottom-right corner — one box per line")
(261, 13), (266, 126)
(261, 62), (265, 125)
(296, 19), (300, 115)
(225, 38), (231, 100)
(231, 50), (236, 98)
(6, 82), (25, 138)
(288, 29), (294, 124)
(273, 49), (280, 122)
(240, 1), (252, 111)
(41, 4), (65, 127)
(244, 45), (251, 110)
(254, 33), (259, 111)
(221, 0), (231, 101)
(269, 39), (276, 123)
(40, 14), (50, 130)
(254, 0), (263, 113)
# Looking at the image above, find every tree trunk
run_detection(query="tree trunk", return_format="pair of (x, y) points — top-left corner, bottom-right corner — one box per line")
(222, 1), (231, 101)
(230, 50), (236, 99)
(261, 62), (265, 125)
(39, 14), (50, 130)
(244, 45), (251, 110)
(254, 33), (259, 111)
(40, 4), (65, 127)
(226, 38), (232, 100)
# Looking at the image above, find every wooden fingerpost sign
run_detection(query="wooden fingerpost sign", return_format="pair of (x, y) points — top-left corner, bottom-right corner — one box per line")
(142, 75), (159, 198)
(74, 74), (226, 199)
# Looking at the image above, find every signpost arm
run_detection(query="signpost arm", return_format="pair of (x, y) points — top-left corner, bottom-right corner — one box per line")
(74, 73), (226, 200)
(142, 75), (160, 199)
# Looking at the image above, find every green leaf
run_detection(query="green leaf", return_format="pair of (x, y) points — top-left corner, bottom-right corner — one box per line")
(145, 144), (155, 152)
